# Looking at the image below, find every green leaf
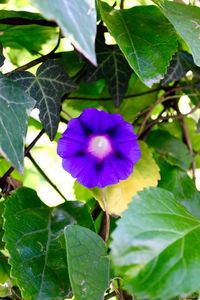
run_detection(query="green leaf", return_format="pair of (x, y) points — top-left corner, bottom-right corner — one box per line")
(74, 180), (93, 202)
(100, 2), (177, 87)
(158, 160), (200, 219)
(111, 187), (200, 299)
(31, 0), (97, 65)
(120, 74), (159, 122)
(155, 0), (200, 67)
(0, 75), (35, 174)
(147, 129), (192, 170)
(65, 225), (110, 300)
(85, 30), (132, 106)
(92, 142), (160, 215)
(11, 60), (76, 140)
(0, 260), (10, 285)
(3, 187), (95, 300)
(0, 10), (57, 52)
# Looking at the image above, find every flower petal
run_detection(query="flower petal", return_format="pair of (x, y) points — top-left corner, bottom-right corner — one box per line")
(114, 139), (141, 163)
(80, 108), (100, 134)
(57, 137), (86, 158)
(98, 110), (124, 133)
(62, 118), (87, 142)
(111, 122), (138, 142)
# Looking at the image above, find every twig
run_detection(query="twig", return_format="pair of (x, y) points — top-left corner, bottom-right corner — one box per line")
(66, 87), (161, 102)
(5, 29), (63, 75)
(62, 109), (73, 120)
(137, 93), (199, 138)
(27, 153), (66, 201)
(0, 17), (57, 27)
(112, 281), (123, 300)
(139, 102), (200, 139)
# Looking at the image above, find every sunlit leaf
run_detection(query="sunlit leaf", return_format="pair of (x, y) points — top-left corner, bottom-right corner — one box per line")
(92, 142), (160, 215)
(111, 187), (200, 299)
(65, 225), (110, 300)
(31, 0), (97, 65)
(155, 0), (200, 66)
(100, 2), (177, 87)
(0, 75), (35, 174)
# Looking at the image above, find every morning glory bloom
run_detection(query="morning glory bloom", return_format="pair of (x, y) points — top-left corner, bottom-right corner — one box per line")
(57, 108), (141, 188)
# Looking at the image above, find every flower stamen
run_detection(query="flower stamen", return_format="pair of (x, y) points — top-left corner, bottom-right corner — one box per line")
(88, 135), (112, 159)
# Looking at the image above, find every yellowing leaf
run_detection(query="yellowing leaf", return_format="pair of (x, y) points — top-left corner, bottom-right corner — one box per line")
(92, 142), (160, 215)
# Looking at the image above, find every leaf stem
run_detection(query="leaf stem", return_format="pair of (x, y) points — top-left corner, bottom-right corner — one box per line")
(27, 153), (66, 201)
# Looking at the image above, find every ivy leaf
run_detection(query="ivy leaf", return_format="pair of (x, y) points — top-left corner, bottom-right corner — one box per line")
(100, 2), (177, 87)
(31, 0), (97, 65)
(10, 60), (76, 140)
(0, 75), (35, 174)
(158, 160), (200, 219)
(147, 130), (192, 170)
(3, 187), (95, 300)
(0, 11), (57, 52)
(65, 225), (110, 300)
(155, 0), (200, 67)
(162, 50), (195, 86)
(86, 34), (132, 106)
(92, 142), (160, 215)
(111, 187), (200, 299)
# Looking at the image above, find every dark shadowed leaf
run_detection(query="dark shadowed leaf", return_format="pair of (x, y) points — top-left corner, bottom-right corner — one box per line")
(3, 187), (95, 300)
(0, 75), (35, 173)
(65, 225), (110, 300)
(31, 0), (97, 65)
(162, 50), (196, 86)
(147, 129), (192, 170)
(111, 187), (200, 299)
(85, 31), (132, 106)
(100, 2), (177, 87)
(0, 10), (57, 52)
(10, 60), (76, 140)
(0, 44), (5, 67)
(155, 0), (200, 67)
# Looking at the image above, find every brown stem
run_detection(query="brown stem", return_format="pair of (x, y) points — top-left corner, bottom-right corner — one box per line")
(137, 93), (199, 138)
(120, 0), (125, 9)
(179, 116), (196, 180)
(99, 189), (110, 242)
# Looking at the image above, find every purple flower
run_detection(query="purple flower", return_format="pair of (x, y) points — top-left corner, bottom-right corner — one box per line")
(57, 108), (141, 188)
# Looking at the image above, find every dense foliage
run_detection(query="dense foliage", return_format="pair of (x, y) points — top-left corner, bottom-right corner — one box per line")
(0, 0), (200, 299)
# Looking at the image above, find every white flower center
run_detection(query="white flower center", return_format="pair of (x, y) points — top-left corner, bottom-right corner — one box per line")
(88, 135), (112, 159)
